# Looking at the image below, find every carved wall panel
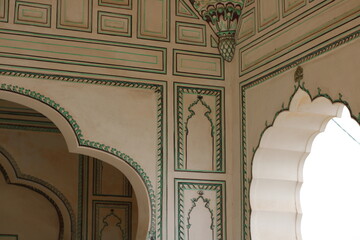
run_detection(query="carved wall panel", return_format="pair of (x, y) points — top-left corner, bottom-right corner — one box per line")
(99, 0), (132, 9)
(138, 0), (169, 41)
(93, 201), (132, 240)
(176, 0), (198, 19)
(238, 0), (359, 78)
(237, 8), (256, 43)
(176, 22), (206, 46)
(282, 0), (306, 17)
(58, 0), (92, 31)
(257, 0), (280, 31)
(0, 33), (166, 74)
(0, 0), (8, 22)
(173, 50), (224, 80)
(98, 11), (132, 37)
(175, 83), (225, 173)
(175, 179), (226, 240)
(14, 1), (51, 27)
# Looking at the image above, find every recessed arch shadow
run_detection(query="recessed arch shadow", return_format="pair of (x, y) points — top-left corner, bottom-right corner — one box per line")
(0, 147), (71, 240)
(0, 84), (153, 240)
(250, 86), (360, 240)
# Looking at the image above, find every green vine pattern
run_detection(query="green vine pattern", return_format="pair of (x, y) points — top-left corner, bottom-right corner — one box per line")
(186, 191), (215, 240)
(185, 96), (214, 137)
(176, 85), (224, 172)
(0, 77), (164, 240)
(177, 181), (225, 240)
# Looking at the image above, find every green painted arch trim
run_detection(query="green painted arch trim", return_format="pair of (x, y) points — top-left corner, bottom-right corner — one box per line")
(0, 83), (158, 239)
(240, 81), (360, 240)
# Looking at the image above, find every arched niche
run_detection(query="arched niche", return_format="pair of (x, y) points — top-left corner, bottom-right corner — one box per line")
(0, 147), (68, 239)
(250, 87), (359, 240)
(0, 86), (152, 240)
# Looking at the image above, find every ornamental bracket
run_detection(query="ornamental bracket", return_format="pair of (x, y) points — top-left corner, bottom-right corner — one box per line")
(189, 0), (245, 62)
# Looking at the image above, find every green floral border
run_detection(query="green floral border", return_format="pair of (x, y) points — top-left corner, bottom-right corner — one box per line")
(175, 83), (225, 173)
(175, 179), (226, 240)
(0, 71), (165, 239)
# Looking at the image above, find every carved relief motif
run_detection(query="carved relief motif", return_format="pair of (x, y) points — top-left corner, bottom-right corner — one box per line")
(187, 191), (214, 240)
(175, 84), (225, 173)
(100, 209), (126, 240)
(93, 201), (132, 240)
(175, 179), (226, 240)
(188, 0), (245, 61)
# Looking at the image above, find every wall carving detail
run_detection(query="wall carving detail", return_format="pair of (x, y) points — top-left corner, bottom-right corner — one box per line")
(93, 201), (131, 240)
(175, 179), (226, 240)
(175, 83), (225, 172)
(188, 0), (245, 61)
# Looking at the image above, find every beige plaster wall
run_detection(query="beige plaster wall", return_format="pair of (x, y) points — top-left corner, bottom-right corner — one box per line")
(0, 0), (359, 239)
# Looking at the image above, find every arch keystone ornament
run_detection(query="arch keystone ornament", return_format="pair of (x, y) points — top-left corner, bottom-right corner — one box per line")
(189, 0), (245, 62)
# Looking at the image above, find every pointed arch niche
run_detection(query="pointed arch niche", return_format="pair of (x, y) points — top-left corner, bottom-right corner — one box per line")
(250, 87), (359, 240)
(0, 86), (151, 240)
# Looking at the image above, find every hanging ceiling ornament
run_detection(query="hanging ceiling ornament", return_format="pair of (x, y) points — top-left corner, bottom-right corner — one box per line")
(189, 0), (244, 62)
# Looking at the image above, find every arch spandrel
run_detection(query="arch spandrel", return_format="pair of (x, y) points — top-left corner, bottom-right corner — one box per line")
(0, 73), (166, 239)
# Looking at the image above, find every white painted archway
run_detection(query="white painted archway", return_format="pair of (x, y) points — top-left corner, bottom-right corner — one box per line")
(250, 88), (350, 240)
(0, 89), (152, 240)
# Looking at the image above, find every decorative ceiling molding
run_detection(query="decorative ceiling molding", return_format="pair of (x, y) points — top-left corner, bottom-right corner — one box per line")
(189, 0), (245, 62)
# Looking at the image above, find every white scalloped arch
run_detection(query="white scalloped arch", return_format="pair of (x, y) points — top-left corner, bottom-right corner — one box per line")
(0, 89), (151, 240)
(250, 88), (348, 240)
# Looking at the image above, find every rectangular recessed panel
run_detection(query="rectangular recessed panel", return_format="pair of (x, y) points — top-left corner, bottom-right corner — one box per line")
(283, 0), (306, 17)
(98, 11), (132, 37)
(15, 1), (51, 27)
(99, 0), (131, 9)
(93, 201), (132, 240)
(174, 49), (224, 80)
(174, 83), (225, 172)
(0, 34), (166, 74)
(58, 0), (91, 31)
(237, 8), (255, 42)
(175, 179), (226, 240)
(258, 0), (280, 31)
(240, 0), (359, 75)
(138, 0), (169, 41)
(176, 22), (206, 46)
(0, 0), (9, 22)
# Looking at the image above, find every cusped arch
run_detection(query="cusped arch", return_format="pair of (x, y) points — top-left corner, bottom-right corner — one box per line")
(250, 87), (358, 240)
(0, 147), (73, 240)
(0, 84), (153, 240)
